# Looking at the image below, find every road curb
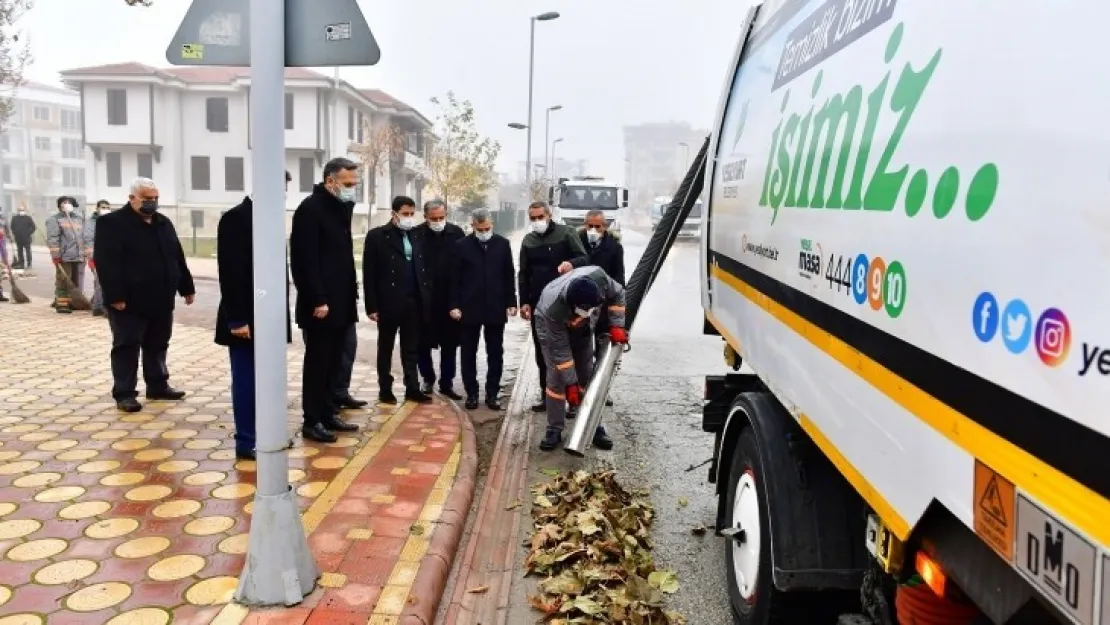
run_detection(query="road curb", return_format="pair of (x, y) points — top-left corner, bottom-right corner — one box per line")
(402, 398), (479, 624)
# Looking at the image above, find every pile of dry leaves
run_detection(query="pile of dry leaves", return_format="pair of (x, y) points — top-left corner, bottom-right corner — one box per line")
(524, 469), (686, 624)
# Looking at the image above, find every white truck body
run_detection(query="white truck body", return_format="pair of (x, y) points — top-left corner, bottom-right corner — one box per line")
(702, 1), (1110, 623)
(552, 177), (628, 234)
(652, 195), (703, 237)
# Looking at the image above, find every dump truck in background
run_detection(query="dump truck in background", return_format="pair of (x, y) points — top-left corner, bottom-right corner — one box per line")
(550, 175), (629, 235)
(692, 1), (1110, 624)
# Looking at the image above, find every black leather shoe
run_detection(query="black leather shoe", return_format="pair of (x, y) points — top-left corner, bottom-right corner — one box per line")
(605, 397), (614, 407)
(485, 398), (502, 411)
(566, 407), (577, 420)
(531, 401), (547, 413)
(539, 429), (562, 451)
(420, 381), (434, 395)
(378, 391), (398, 404)
(236, 449), (256, 461)
(593, 426), (614, 451)
(116, 398), (142, 413)
(439, 387), (463, 401)
(405, 390), (433, 404)
(302, 423), (337, 443)
(464, 396), (479, 410)
(335, 394), (368, 409)
(0, 294), (8, 302)
(321, 415), (359, 432)
(146, 387), (186, 401)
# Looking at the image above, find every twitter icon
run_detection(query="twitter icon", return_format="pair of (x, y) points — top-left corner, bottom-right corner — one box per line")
(1001, 299), (1033, 354)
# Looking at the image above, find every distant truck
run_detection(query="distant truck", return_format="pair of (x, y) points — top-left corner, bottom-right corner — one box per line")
(549, 176), (628, 235)
(651, 195), (702, 237)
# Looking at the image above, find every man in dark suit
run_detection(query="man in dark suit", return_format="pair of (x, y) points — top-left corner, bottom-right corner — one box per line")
(414, 199), (465, 399)
(363, 196), (433, 404)
(94, 177), (195, 413)
(579, 210), (626, 409)
(215, 172), (295, 460)
(289, 158), (362, 443)
(449, 209), (517, 410)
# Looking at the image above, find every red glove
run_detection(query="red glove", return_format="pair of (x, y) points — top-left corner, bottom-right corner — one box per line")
(52, 257), (62, 266)
(609, 327), (628, 344)
(87, 258), (96, 270)
(566, 384), (583, 407)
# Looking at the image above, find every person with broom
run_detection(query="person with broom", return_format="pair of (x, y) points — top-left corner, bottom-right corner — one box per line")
(84, 200), (110, 317)
(45, 196), (88, 314)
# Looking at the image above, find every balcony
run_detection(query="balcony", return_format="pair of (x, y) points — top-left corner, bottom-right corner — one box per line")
(402, 149), (425, 175)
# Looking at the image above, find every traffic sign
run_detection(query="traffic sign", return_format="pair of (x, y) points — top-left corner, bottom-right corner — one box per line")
(166, 0), (380, 67)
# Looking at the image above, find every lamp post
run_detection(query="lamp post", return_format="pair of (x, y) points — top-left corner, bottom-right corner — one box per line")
(544, 104), (562, 180)
(526, 11), (560, 192)
(678, 141), (690, 173)
(551, 137), (564, 181)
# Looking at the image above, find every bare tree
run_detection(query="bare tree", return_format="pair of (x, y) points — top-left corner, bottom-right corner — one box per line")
(0, 0), (32, 143)
(528, 178), (549, 203)
(349, 120), (404, 209)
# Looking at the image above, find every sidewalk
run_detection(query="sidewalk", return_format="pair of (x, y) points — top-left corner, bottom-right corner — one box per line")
(0, 303), (477, 624)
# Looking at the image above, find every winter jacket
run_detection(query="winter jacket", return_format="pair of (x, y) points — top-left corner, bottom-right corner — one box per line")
(362, 221), (432, 324)
(517, 222), (589, 307)
(449, 232), (516, 326)
(93, 206), (195, 316)
(45, 211), (87, 262)
(289, 184), (359, 329)
(9, 213), (35, 243)
(82, 211), (103, 257)
(579, 229), (626, 332)
(534, 265), (626, 386)
(414, 221), (465, 347)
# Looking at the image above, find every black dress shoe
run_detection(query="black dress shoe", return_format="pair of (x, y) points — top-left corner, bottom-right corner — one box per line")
(302, 423), (338, 443)
(531, 401), (547, 413)
(378, 391), (398, 404)
(605, 397), (614, 407)
(405, 390), (433, 404)
(539, 429), (562, 451)
(146, 387), (186, 401)
(321, 415), (359, 432)
(593, 425), (614, 451)
(464, 396), (479, 410)
(420, 381), (434, 395)
(116, 398), (142, 413)
(439, 387), (463, 401)
(485, 398), (502, 411)
(236, 449), (256, 461)
(335, 394), (369, 409)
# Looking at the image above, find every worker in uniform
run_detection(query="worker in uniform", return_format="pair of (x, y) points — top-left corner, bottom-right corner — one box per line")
(578, 209), (625, 410)
(45, 196), (87, 314)
(84, 199), (111, 317)
(534, 266), (627, 451)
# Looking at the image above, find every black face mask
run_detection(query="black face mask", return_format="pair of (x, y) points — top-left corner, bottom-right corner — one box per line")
(139, 200), (158, 216)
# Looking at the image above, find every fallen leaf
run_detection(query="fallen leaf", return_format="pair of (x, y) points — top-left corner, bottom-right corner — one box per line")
(409, 523), (425, 536)
(466, 585), (489, 594)
(691, 524), (707, 536)
(648, 570), (680, 594)
(505, 499), (521, 511)
(677, 497), (688, 507)
(540, 467), (562, 477)
(534, 495), (554, 508)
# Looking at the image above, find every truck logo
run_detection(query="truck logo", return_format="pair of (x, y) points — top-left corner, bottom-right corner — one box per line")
(798, 238), (822, 279)
(756, 23), (999, 226)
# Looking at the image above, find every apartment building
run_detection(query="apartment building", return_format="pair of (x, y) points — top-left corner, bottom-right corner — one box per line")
(0, 81), (88, 221)
(623, 121), (708, 211)
(59, 63), (433, 234)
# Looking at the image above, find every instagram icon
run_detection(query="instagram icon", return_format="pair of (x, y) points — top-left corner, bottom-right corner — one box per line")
(1034, 308), (1071, 367)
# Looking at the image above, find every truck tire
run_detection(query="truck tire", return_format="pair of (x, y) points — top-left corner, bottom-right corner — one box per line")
(725, 425), (851, 624)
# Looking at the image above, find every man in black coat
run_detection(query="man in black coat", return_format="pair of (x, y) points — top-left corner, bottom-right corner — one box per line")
(215, 172), (295, 460)
(289, 158), (362, 443)
(449, 209), (517, 411)
(9, 204), (35, 269)
(580, 209), (626, 409)
(93, 177), (195, 413)
(363, 195), (433, 404)
(414, 199), (465, 399)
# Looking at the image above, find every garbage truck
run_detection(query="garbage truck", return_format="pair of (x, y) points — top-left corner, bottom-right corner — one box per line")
(692, 1), (1110, 624)
(549, 176), (629, 235)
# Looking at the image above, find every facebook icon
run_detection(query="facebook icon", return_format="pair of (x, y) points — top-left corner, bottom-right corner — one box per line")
(973, 292), (999, 342)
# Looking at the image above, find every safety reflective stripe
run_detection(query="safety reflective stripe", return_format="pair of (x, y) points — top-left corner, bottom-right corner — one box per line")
(545, 388), (565, 399)
(556, 360), (574, 370)
(608, 305), (626, 312)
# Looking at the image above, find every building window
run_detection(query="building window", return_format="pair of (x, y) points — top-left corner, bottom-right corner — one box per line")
(225, 157), (245, 192)
(2, 165), (10, 184)
(62, 167), (85, 188)
(298, 157), (314, 193)
(34, 136), (50, 152)
(356, 112), (364, 143)
(206, 97), (229, 132)
(32, 105), (50, 121)
(107, 89), (127, 125)
(347, 106), (355, 140)
(106, 152), (122, 187)
(61, 138), (83, 159)
(35, 165), (53, 181)
(284, 92), (294, 130)
(191, 156), (211, 191)
(61, 109), (81, 131)
(0, 135), (8, 153)
(137, 153), (153, 179)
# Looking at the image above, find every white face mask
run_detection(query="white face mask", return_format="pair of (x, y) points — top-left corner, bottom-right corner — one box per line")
(586, 228), (602, 243)
(531, 219), (549, 235)
(475, 230), (493, 242)
(428, 220), (446, 233)
(397, 216), (416, 231)
(60, 204), (73, 213)
(574, 307), (597, 318)
(16, 209), (25, 214)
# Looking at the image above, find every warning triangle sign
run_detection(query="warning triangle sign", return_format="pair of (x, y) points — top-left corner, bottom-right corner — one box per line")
(979, 475), (1007, 525)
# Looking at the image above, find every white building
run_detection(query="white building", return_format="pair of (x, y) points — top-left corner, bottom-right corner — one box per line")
(59, 62), (433, 234)
(0, 81), (88, 220)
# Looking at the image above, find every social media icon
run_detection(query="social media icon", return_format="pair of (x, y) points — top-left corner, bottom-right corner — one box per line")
(1035, 308), (1071, 367)
(1001, 299), (1032, 354)
(972, 292), (999, 342)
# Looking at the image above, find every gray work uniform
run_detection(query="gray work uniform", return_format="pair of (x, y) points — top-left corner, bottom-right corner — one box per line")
(534, 265), (627, 433)
(84, 214), (104, 312)
(45, 211), (87, 303)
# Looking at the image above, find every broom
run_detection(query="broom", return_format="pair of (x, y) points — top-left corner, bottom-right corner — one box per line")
(56, 264), (91, 310)
(1, 239), (29, 304)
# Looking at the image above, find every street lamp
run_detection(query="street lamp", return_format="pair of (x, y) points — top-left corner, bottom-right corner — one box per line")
(678, 141), (690, 173)
(544, 104), (563, 178)
(551, 137), (564, 181)
(508, 122), (527, 130)
(526, 11), (560, 191)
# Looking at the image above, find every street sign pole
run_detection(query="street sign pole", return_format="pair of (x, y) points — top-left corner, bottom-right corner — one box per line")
(233, 0), (318, 606)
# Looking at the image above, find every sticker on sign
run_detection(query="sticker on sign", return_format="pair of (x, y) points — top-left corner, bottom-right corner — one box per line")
(973, 461), (1015, 561)
(1014, 494), (1097, 625)
(326, 22), (352, 41)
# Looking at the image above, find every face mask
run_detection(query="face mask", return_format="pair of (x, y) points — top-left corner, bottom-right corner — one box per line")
(336, 186), (356, 203)
(428, 220), (446, 233)
(397, 216), (416, 231)
(574, 307), (596, 318)
(16, 210), (24, 215)
(587, 228), (602, 243)
(60, 204), (72, 213)
(475, 230), (492, 242)
(531, 219), (549, 235)
(139, 200), (159, 216)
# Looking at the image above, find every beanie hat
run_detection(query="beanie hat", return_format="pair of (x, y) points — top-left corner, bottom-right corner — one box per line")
(566, 278), (602, 309)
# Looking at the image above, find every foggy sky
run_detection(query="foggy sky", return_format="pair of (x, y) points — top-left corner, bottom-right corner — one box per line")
(22, 0), (751, 182)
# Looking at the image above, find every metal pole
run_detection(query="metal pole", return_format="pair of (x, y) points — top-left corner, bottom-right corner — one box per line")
(525, 17), (536, 192)
(544, 108), (550, 182)
(235, 0), (319, 605)
(551, 140), (559, 181)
